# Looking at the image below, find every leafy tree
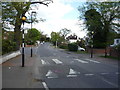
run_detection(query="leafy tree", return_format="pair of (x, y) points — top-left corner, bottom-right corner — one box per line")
(51, 32), (60, 45)
(59, 28), (71, 40)
(40, 34), (47, 42)
(2, 1), (53, 50)
(78, 1), (120, 47)
(26, 28), (41, 45)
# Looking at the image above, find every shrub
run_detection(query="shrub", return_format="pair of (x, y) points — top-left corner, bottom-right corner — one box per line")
(68, 43), (78, 51)
(2, 40), (16, 55)
(59, 43), (68, 49)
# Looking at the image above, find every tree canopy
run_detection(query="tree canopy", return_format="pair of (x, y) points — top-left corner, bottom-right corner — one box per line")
(2, 1), (53, 49)
(78, 1), (120, 48)
(26, 28), (41, 44)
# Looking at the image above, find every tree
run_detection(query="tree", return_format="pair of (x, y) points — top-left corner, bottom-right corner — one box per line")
(59, 28), (71, 40)
(79, 2), (119, 47)
(51, 32), (60, 45)
(84, 9), (106, 48)
(26, 28), (41, 45)
(2, 1), (53, 50)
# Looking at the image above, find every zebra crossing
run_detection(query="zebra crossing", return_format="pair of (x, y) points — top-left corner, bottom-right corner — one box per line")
(40, 58), (100, 65)
(38, 58), (118, 79)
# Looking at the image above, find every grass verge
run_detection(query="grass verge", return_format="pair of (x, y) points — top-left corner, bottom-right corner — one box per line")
(100, 56), (120, 60)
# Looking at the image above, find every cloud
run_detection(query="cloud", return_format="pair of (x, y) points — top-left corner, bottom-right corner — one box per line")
(26, 0), (86, 38)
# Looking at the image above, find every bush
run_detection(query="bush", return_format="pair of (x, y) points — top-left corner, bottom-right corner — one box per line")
(59, 43), (68, 49)
(2, 40), (16, 55)
(68, 43), (78, 51)
(26, 40), (34, 45)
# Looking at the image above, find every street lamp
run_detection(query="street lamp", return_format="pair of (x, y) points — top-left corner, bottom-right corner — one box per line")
(21, 15), (27, 67)
(91, 31), (94, 58)
(30, 11), (36, 57)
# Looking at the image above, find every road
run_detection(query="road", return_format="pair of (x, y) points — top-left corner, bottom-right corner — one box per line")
(32, 42), (119, 89)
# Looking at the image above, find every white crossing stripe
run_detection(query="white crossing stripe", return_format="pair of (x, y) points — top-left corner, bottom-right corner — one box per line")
(85, 59), (100, 63)
(74, 59), (88, 63)
(52, 59), (63, 64)
(41, 59), (48, 65)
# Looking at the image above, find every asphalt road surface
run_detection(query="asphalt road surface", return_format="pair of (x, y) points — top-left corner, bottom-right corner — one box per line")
(33, 42), (119, 89)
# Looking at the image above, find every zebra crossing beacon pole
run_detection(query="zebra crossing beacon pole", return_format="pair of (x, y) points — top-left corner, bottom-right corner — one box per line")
(21, 15), (26, 67)
(31, 11), (36, 57)
(91, 31), (94, 58)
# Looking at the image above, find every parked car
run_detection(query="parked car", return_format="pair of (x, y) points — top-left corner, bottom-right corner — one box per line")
(78, 46), (85, 51)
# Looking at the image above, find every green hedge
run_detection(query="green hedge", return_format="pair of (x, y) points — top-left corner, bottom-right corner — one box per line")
(68, 43), (78, 52)
(59, 43), (68, 49)
(2, 40), (16, 55)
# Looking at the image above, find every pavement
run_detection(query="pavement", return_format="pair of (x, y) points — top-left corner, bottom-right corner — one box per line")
(2, 42), (120, 89)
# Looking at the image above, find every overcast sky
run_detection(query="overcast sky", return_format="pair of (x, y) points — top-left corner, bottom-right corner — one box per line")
(25, 0), (87, 38)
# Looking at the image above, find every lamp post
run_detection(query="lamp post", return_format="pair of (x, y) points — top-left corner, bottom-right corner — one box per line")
(91, 31), (94, 58)
(31, 11), (36, 57)
(21, 15), (26, 67)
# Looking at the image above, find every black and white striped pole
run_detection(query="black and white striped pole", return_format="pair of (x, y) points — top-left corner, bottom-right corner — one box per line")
(91, 31), (94, 58)
(31, 11), (36, 57)
(21, 15), (26, 67)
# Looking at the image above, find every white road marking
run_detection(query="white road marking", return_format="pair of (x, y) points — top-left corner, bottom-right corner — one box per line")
(52, 59), (63, 64)
(85, 74), (94, 76)
(74, 59), (88, 63)
(8, 67), (11, 69)
(42, 82), (49, 90)
(101, 73), (109, 75)
(115, 72), (119, 74)
(102, 78), (118, 87)
(69, 68), (80, 75)
(47, 77), (57, 79)
(46, 70), (58, 78)
(41, 59), (47, 65)
(46, 70), (53, 77)
(67, 75), (77, 78)
(85, 59), (100, 63)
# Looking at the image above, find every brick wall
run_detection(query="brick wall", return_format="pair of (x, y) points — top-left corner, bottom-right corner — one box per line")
(86, 47), (110, 54)
(109, 48), (119, 57)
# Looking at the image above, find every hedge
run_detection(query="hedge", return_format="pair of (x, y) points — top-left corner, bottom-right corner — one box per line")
(2, 40), (16, 55)
(68, 43), (78, 52)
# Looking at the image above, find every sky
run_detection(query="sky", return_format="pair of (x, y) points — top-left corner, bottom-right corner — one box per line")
(25, 0), (87, 38)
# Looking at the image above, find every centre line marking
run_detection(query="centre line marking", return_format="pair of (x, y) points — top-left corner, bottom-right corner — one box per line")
(42, 82), (49, 90)
(74, 59), (88, 63)
(52, 59), (63, 64)
(85, 74), (94, 76)
(67, 75), (77, 78)
(85, 59), (100, 63)
(101, 73), (109, 75)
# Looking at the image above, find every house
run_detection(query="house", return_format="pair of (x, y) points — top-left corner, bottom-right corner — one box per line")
(110, 38), (120, 47)
(66, 34), (77, 43)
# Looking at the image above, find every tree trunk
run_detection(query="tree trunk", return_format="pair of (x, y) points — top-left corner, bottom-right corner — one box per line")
(14, 15), (22, 50)
(104, 22), (109, 57)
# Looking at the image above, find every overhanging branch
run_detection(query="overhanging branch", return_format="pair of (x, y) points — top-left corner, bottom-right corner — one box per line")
(31, 0), (53, 7)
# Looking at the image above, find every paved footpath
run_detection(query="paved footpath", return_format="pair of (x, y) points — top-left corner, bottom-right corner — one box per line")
(2, 53), (45, 89)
